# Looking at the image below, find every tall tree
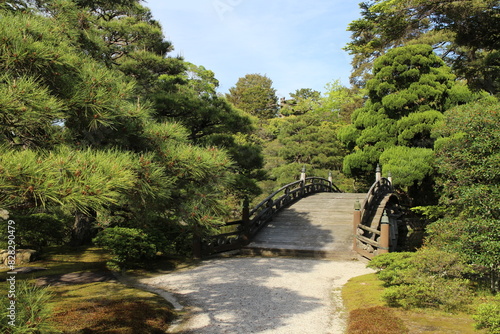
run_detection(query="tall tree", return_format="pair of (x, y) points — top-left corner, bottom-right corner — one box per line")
(226, 74), (279, 119)
(339, 44), (475, 196)
(279, 88), (321, 116)
(150, 63), (265, 199)
(261, 82), (358, 190)
(345, 0), (500, 95)
(426, 99), (500, 292)
(0, 1), (245, 250)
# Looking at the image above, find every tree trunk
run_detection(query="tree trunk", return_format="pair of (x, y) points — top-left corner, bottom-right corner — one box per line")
(70, 212), (95, 246)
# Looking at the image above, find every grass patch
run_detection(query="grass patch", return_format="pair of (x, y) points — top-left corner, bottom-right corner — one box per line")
(342, 273), (488, 334)
(49, 282), (176, 333)
(396, 308), (485, 334)
(342, 273), (385, 311)
(348, 306), (409, 334)
(0, 246), (179, 333)
(0, 246), (110, 281)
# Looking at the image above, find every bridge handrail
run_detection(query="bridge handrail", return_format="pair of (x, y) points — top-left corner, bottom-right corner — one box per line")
(354, 176), (402, 259)
(247, 177), (338, 237)
(250, 177), (340, 216)
(200, 176), (341, 256)
(360, 177), (393, 228)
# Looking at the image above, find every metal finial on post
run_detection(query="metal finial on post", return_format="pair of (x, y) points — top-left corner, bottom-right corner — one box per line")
(375, 164), (381, 182)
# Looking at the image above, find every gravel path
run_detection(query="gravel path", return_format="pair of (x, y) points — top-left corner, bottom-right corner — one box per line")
(141, 257), (374, 334)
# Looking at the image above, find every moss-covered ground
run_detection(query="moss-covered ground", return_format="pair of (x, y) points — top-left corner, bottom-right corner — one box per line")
(0, 246), (179, 333)
(342, 273), (488, 334)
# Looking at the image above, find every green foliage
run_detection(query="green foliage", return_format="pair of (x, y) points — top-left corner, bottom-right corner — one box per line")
(345, 0), (500, 95)
(382, 276), (471, 311)
(341, 44), (473, 189)
(426, 217), (500, 292)
(93, 227), (157, 269)
(0, 280), (56, 333)
(0, 0), (253, 256)
(0, 213), (69, 250)
(379, 146), (434, 187)
(426, 100), (500, 291)
(260, 82), (358, 191)
(433, 99), (500, 204)
(226, 73), (279, 119)
(0, 146), (170, 216)
(280, 88), (321, 116)
(474, 297), (500, 334)
(0, 8), (153, 149)
(368, 249), (474, 311)
(151, 65), (264, 199)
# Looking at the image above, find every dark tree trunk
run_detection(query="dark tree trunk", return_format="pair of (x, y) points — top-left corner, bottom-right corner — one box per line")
(70, 212), (95, 246)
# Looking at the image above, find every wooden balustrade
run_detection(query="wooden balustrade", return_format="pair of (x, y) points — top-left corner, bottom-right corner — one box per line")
(353, 166), (404, 259)
(200, 176), (341, 257)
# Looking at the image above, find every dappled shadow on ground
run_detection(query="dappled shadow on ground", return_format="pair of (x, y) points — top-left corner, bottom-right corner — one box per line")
(36, 270), (116, 286)
(146, 257), (344, 333)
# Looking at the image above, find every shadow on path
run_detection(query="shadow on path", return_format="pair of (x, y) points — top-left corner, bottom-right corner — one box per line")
(144, 257), (369, 333)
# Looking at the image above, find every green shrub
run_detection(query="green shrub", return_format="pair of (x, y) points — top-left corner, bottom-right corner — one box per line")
(368, 248), (473, 311)
(383, 276), (472, 311)
(93, 227), (157, 269)
(474, 298), (500, 334)
(0, 213), (69, 250)
(368, 252), (415, 286)
(0, 280), (56, 333)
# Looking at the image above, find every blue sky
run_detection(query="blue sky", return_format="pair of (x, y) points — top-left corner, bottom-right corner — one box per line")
(144, 0), (362, 98)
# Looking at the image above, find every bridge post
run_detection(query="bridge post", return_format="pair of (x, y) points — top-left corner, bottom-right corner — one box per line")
(379, 210), (390, 254)
(300, 165), (306, 182)
(353, 199), (361, 252)
(242, 197), (250, 243)
(387, 171), (392, 184)
(300, 166), (306, 196)
(375, 164), (381, 182)
(192, 232), (202, 259)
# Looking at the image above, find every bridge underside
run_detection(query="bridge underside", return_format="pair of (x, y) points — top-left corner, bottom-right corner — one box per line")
(241, 192), (366, 260)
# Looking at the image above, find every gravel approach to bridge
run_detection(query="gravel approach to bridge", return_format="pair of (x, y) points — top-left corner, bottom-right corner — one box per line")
(141, 257), (374, 333)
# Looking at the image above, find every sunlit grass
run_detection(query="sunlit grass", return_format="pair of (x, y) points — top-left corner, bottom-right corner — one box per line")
(0, 246), (178, 333)
(342, 273), (488, 334)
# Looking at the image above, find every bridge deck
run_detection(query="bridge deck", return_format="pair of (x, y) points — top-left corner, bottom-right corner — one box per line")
(242, 192), (366, 259)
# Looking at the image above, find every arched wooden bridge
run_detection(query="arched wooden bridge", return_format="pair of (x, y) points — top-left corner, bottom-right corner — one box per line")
(198, 166), (406, 260)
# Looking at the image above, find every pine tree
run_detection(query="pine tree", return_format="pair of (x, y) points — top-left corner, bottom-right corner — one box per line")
(340, 44), (476, 195)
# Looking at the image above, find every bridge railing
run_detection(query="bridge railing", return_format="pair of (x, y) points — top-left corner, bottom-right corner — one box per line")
(359, 177), (394, 227)
(200, 174), (341, 257)
(354, 165), (402, 259)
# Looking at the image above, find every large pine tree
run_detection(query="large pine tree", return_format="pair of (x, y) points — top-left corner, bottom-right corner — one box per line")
(340, 44), (476, 197)
(0, 1), (248, 252)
